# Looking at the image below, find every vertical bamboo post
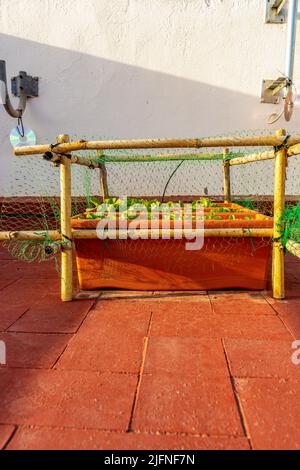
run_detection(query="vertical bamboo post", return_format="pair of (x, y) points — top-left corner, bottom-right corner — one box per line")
(223, 148), (231, 203)
(97, 151), (109, 200)
(59, 134), (73, 301)
(272, 129), (287, 300)
(99, 163), (109, 200)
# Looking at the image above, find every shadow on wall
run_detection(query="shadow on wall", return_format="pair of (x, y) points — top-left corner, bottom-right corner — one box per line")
(0, 33), (298, 196)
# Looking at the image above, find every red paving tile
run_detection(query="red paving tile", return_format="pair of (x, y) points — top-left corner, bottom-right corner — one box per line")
(210, 294), (276, 315)
(0, 254), (299, 449)
(0, 332), (72, 369)
(0, 247), (14, 260)
(213, 315), (292, 340)
(0, 304), (29, 331)
(56, 301), (151, 373)
(87, 301), (153, 335)
(0, 424), (15, 449)
(6, 260), (60, 279)
(236, 378), (300, 450)
(0, 278), (60, 307)
(0, 277), (19, 291)
(7, 427), (250, 450)
(57, 333), (145, 373)
(150, 301), (214, 337)
(151, 309), (291, 340)
(0, 260), (12, 268)
(8, 298), (94, 333)
(279, 312), (300, 338)
(267, 299), (300, 338)
(224, 338), (298, 378)
(0, 369), (137, 430)
(144, 337), (228, 376)
(132, 374), (244, 436)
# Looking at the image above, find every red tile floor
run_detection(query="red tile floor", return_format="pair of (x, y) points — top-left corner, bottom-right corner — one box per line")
(0, 244), (300, 450)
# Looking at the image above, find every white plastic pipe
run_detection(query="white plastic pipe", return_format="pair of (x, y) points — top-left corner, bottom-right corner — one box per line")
(285, 0), (298, 83)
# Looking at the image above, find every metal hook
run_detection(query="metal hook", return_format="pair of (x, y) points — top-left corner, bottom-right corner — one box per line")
(0, 60), (39, 118)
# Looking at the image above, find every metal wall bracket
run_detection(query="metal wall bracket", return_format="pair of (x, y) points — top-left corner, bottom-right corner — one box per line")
(261, 78), (287, 103)
(0, 60), (39, 118)
(11, 71), (39, 98)
(265, 0), (287, 24)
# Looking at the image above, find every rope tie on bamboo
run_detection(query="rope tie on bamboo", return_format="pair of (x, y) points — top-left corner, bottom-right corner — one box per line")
(274, 134), (291, 153)
(61, 234), (73, 250)
(274, 134), (290, 180)
(43, 142), (72, 165)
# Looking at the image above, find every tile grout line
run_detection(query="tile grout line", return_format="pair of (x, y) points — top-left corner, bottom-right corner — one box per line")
(0, 422), (252, 442)
(4, 307), (31, 332)
(2, 425), (18, 450)
(221, 338), (253, 450)
(127, 312), (153, 432)
(50, 338), (74, 370)
(265, 298), (297, 340)
(0, 277), (22, 293)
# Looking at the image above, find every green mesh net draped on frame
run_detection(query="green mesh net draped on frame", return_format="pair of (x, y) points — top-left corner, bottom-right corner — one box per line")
(0, 129), (300, 269)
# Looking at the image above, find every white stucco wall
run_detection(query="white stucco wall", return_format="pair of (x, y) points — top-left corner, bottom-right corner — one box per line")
(0, 0), (300, 197)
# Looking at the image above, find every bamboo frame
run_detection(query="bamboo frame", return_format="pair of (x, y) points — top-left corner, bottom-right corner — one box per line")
(286, 239), (300, 259)
(59, 134), (73, 302)
(272, 129), (287, 300)
(2, 129), (300, 301)
(0, 230), (60, 241)
(99, 163), (109, 200)
(13, 134), (300, 156)
(70, 152), (225, 164)
(229, 150), (275, 166)
(223, 148), (231, 203)
(72, 228), (273, 239)
(69, 148), (299, 168)
(287, 143), (300, 157)
(0, 228), (274, 241)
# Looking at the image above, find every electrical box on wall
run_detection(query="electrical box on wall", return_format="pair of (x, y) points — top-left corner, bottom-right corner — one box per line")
(265, 0), (287, 24)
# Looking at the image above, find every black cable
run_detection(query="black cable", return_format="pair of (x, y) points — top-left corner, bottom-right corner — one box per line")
(161, 160), (184, 203)
(16, 117), (25, 138)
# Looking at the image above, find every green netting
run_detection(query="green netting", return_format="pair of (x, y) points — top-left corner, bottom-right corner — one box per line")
(0, 129), (299, 270)
(281, 202), (300, 247)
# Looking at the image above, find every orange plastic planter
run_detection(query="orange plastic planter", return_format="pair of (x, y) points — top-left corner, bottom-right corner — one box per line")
(72, 203), (273, 291)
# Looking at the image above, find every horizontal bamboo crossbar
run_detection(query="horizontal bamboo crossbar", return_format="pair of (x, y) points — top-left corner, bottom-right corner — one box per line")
(71, 152), (226, 166)
(0, 228), (273, 241)
(14, 135), (300, 156)
(0, 230), (61, 241)
(230, 149), (300, 166)
(287, 144), (300, 157)
(286, 239), (300, 259)
(229, 150), (275, 166)
(72, 228), (273, 239)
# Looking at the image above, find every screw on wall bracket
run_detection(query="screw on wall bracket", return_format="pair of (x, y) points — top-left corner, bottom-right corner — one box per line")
(0, 60), (39, 118)
(265, 0), (287, 24)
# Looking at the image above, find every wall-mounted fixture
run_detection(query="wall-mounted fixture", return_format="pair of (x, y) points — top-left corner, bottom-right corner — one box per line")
(0, 60), (39, 118)
(262, 0), (298, 123)
(265, 0), (287, 24)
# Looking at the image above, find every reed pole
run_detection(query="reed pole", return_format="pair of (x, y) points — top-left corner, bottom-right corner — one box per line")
(14, 134), (300, 156)
(59, 134), (73, 302)
(272, 129), (287, 300)
(223, 148), (231, 203)
(0, 230), (60, 241)
(99, 159), (109, 200)
(71, 228), (273, 239)
(286, 239), (300, 259)
(229, 150), (275, 166)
